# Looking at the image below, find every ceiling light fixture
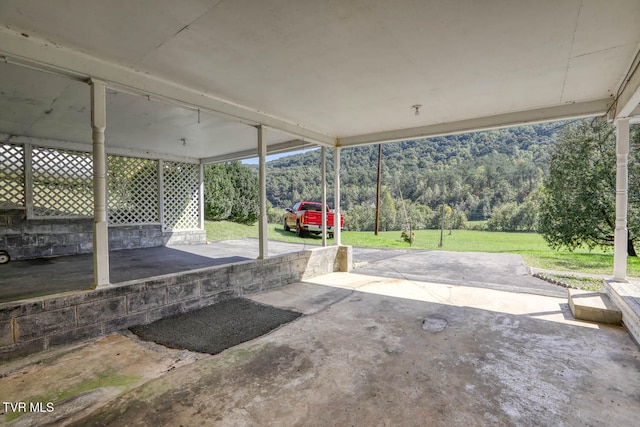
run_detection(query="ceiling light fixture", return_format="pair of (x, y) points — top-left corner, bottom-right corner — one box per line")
(412, 104), (422, 116)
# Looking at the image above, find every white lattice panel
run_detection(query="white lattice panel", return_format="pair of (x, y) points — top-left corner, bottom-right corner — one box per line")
(32, 147), (93, 217)
(0, 143), (25, 208)
(108, 156), (159, 224)
(163, 162), (200, 231)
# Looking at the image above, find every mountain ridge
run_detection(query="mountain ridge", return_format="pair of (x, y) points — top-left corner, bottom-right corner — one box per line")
(261, 121), (573, 224)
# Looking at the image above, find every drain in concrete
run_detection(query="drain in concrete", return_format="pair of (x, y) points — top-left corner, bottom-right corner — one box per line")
(422, 316), (448, 332)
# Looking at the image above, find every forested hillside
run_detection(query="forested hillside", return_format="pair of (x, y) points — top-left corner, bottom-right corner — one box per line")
(260, 121), (573, 231)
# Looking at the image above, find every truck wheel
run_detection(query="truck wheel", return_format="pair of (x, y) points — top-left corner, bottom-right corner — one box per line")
(329, 233), (334, 239)
(0, 250), (10, 264)
(296, 222), (306, 237)
(283, 218), (290, 231)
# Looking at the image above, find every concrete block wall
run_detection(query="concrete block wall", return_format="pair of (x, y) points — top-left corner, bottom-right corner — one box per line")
(0, 208), (206, 260)
(0, 209), (93, 259)
(0, 245), (345, 360)
(165, 229), (207, 245)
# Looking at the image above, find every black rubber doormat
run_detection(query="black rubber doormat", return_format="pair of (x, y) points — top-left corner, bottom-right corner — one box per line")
(130, 298), (302, 355)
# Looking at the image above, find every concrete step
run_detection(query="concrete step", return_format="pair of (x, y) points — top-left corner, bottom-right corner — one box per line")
(568, 289), (622, 325)
(604, 280), (640, 344)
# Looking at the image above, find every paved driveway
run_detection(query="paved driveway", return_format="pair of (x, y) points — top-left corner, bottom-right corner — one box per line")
(352, 247), (566, 298)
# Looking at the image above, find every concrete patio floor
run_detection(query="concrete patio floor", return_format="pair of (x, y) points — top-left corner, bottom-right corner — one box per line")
(1, 272), (638, 426)
(0, 239), (312, 303)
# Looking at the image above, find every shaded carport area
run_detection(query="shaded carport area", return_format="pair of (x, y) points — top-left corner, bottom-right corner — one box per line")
(1, 1), (639, 328)
(2, 1), (640, 425)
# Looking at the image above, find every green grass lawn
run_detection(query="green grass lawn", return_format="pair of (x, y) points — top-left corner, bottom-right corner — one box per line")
(204, 221), (640, 277)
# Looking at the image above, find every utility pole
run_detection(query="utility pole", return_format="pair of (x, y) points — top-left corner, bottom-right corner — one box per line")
(375, 144), (382, 235)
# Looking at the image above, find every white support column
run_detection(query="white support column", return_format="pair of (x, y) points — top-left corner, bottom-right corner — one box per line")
(334, 147), (341, 246)
(257, 126), (268, 259)
(613, 118), (630, 281)
(158, 159), (165, 230)
(90, 79), (110, 287)
(321, 147), (327, 247)
(198, 162), (205, 230)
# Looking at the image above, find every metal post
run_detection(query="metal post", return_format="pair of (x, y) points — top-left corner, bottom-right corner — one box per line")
(334, 147), (341, 246)
(321, 147), (327, 247)
(613, 118), (630, 281)
(90, 79), (110, 287)
(257, 126), (268, 259)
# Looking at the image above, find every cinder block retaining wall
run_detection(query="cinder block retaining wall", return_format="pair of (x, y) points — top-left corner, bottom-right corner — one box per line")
(0, 245), (348, 360)
(0, 208), (205, 260)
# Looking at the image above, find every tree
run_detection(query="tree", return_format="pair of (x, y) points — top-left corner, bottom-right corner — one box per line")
(203, 164), (235, 220)
(486, 191), (540, 232)
(539, 121), (639, 255)
(344, 205), (376, 231)
(487, 202), (519, 231)
(203, 162), (259, 225)
(517, 188), (543, 231)
(263, 122), (565, 221)
(267, 201), (285, 224)
(380, 190), (397, 231)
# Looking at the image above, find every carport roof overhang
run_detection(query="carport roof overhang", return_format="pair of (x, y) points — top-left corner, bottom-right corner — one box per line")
(0, 0), (639, 162)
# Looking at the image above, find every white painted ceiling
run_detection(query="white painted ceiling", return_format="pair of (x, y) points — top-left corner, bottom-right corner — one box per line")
(0, 0), (639, 161)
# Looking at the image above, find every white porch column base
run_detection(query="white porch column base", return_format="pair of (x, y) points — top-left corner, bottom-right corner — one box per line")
(334, 147), (341, 246)
(257, 126), (268, 259)
(90, 79), (110, 287)
(613, 118), (630, 282)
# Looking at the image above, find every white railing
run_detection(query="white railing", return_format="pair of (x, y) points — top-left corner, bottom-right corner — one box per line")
(162, 161), (200, 231)
(0, 142), (200, 230)
(0, 143), (25, 208)
(107, 155), (159, 225)
(31, 146), (93, 218)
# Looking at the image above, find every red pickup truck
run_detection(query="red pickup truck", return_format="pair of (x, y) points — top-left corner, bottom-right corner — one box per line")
(284, 201), (344, 238)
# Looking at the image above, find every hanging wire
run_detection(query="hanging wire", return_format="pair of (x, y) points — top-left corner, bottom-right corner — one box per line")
(606, 47), (640, 118)
(535, 118), (582, 135)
